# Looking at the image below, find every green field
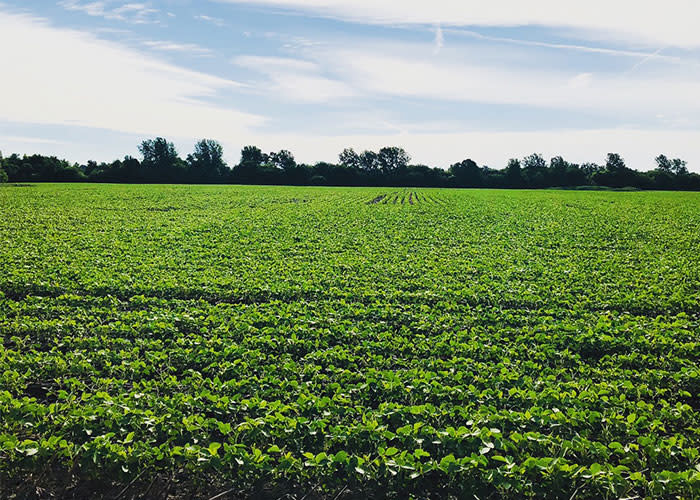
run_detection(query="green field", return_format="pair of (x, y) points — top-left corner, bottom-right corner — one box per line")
(1, 184), (699, 499)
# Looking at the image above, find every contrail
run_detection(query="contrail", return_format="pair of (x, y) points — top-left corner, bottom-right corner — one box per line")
(623, 46), (667, 75)
(433, 24), (444, 54)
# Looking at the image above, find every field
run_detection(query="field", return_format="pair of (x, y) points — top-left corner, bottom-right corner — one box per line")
(1, 184), (699, 499)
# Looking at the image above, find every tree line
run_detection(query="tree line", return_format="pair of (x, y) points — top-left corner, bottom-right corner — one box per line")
(1, 137), (698, 190)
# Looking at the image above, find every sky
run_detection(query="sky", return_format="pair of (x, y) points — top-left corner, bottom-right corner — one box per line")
(1, 1), (700, 170)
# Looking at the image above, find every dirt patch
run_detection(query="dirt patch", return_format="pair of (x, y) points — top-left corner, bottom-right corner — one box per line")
(145, 206), (179, 212)
(368, 194), (387, 204)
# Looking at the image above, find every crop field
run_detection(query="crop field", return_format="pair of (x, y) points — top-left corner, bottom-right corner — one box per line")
(1, 184), (699, 499)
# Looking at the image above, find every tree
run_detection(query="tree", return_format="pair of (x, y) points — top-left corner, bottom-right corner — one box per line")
(377, 146), (411, 175)
(139, 138), (179, 169)
(521, 153), (548, 187)
(548, 156), (572, 186)
(593, 153), (643, 188)
(655, 154), (673, 173)
(0, 143), (697, 189)
(581, 162), (602, 177)
(0, 150), (6, 183)
(505, 158), (523, 187)
(187, 139), (228, 182)
(338, 148), (361, 170)
(359, 151), (380, 173)
(239, 146), (266, 169)
(671, 158), (688, 175)
(550, 156), (568, 171)
(522, 153), (547, 170)
(605, 153), (626, 172)
(268, 150), (296, 171)
(232, 146), (268, 183)
(449, 158), (482, 187)
(656, 154), (688, 176)
(122, 156), (141, 180)
(138, 138), (183, 181)
(506, 158), (521, 174)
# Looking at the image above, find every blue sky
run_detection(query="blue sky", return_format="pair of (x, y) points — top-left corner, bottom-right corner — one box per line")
(1, 1), (699, 170)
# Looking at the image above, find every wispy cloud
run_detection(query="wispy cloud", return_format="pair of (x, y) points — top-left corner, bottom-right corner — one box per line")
(232, 55), (356, 102)
(433, 24), (444, 54)
(445, 29), (686, 64)
(290, 42), (700, 116)
(59, 1), (159, 24)
(142, 40), (213, 56)
(623, 47), (668, 75)
(0, 10), (263, 138)
(194, 14), (225, 27)
(0, 135), (67, 145)
(219, 0), (700, 48)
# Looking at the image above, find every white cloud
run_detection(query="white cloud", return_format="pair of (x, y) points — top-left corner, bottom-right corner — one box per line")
(142, 40), (213, 56)
(444, 29), (686, 64)
(195, 14), (226, 27)
(0, 136), (67, 146)
(298, 45), (700, 115)
(220, 0), (700, 48)
(233, 55), (356, 102)
(59, 1), (160, 24)
(235, 55), (319, 72)
(567, 72), (594, 89)
(433, 24), (444, 54)
(0, 10), (264, 139)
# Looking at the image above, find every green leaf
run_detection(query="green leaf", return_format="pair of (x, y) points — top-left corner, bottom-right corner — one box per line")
(208, 442), (221, 456)
(333, 451), (349, 463)
(414, 449), (430, 458)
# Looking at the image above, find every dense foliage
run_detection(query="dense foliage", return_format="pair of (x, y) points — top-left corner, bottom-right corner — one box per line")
(1, 139), (699, 190)
(1, 185), (699, 499)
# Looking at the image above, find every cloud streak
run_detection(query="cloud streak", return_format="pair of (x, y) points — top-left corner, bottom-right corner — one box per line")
(259, 42), (700, 117)
(220, 0), (700, 48)
(59, 1), (160, 24)
(433, 24), (444, 54)
(444, 29), (686, 64)
(0, 10), (264, 139)
(195, 14), (226, 27)
(142, 39), (213, 56)
(233, 55), (356, 102)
